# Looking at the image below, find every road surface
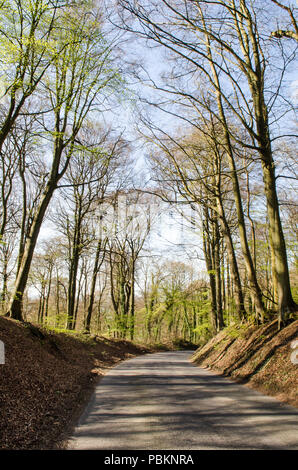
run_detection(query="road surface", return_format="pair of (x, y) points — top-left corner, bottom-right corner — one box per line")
(69, 351), (298, 450)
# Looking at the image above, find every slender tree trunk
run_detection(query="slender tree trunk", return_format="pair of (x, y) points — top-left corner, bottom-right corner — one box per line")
(56, 271), (60, 327)
(37, 292), (43, 324)
(216, 195), (246, 319)
(1, 251), (8, 313)
(67, 238), (81, 330)
(214, 218), (224, 330)
(85, 238), (103, 333)
(67, 200), (84, 330)
(45, 264), (53, 322)
(221, 240), (226, 317)
(226, 256), (231, 323)
(202, 207), (217, 333)
(129, 258), (135, 340)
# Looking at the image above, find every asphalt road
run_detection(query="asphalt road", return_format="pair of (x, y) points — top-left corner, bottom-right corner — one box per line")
(69, 351), (298, 450)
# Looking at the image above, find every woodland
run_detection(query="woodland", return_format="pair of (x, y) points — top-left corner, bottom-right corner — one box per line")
(0, 0), (297, 345)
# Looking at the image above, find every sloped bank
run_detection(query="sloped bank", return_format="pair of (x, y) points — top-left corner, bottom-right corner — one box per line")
(0, 317), (152, 450)
(191, 319), (298, 408)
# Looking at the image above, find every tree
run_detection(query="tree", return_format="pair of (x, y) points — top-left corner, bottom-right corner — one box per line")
(29, 248), (54, 324)
(117, 0), (297, 323)
(107, 191), (151, 339)
(140, 118), (248, 322)
(0, 0), (69, 151)
(52, 125), (127, 330)
(6, 2), (121, 320)
(84, 226), (108, 333)
(139, 259), (210, 343)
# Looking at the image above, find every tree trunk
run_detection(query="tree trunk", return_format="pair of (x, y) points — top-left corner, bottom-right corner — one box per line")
(67, 238), (81, 330)
(129, 258), (136, 340)
(85, 238), (103, 333)
(44, 264), (53, 322)
(1, 251), (8, 313)
(202, 207), (217, 333)
(239, 1), (297, 323)
(262, 158), (297, 325)
(214, 219), (224, 330)
(203, 20), (266, 322)
(6, 184), (55, 320)
(216, 196), (246, 320)
(214, 91), (266, 321)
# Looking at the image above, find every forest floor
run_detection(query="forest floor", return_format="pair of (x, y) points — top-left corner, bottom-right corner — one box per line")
(191, 319), (298, 408)
(0, 316), (160, 450)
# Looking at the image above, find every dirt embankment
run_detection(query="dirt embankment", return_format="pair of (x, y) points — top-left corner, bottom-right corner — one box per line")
(191, 319), (298, 408)
(0, 317), (153, 450)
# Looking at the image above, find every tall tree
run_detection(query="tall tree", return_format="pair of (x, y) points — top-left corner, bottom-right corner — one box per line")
(0, 0), (69, 151)
(117, 0), (297, 323)
(6, 2), (121, 320)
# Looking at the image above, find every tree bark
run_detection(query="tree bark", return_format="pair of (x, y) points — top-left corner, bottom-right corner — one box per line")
(6, 183), (56, 320)
(202, 207), (218, 333)
(216, 194), (246, 320)
(85, 238), (104, 333)
(129, 257), (136, 340)
(214, 218), (224, 330)
(262, 158), (297, 324)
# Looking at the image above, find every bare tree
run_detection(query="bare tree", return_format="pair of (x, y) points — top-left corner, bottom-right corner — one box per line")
(117, 0), (297, 324)
(6, 3), (121, 320)
(270, 0), (298, 41)
(107, 191), (151, 339)
(52, 125), (128, 330)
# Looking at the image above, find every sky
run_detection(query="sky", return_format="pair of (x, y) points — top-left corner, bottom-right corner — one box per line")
(36, 0), (297, 282)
